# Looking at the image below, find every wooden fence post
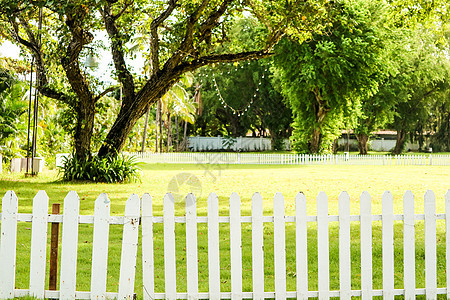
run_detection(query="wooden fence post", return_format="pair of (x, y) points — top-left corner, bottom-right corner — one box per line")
(49, 203), (60, 291)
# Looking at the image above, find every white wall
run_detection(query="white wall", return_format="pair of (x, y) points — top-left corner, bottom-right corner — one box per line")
(188, 136), (291, 152)
(338, 138), (420, 152)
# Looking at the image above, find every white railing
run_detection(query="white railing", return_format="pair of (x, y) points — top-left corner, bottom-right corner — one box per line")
(130, 152), (450, 166)
(0, 191), (140, 299)
(2, 190), (450, 299)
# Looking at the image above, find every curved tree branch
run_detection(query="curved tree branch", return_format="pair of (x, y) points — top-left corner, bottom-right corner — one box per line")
(150, 0), (180, 74)
(101, 3), (135, 103)
(61, 5), (94, 103)
(163, 0), (233, 72)
(94, 86), (119, 102)
(196, 0), (232, 45)
(112, 0), (134, 20)
(9, 13), (73, 103)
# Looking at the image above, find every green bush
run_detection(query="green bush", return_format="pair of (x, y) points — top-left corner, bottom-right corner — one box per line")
(58, 153), (141, 183)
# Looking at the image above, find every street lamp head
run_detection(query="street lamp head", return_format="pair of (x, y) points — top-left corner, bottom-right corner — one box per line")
(84, 48), (98, 70)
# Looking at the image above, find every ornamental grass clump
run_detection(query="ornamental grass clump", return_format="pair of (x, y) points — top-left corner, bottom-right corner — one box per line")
(58, 153), (141, 183)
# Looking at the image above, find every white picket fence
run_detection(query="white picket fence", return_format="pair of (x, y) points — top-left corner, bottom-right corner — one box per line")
(142, 190), (450, 299)
(1, 190), (450, 299)
(131, 152), (450, 166)
(0, 191), (140, 299)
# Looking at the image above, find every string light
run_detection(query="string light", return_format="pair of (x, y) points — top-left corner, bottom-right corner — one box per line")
(198, 63), (268, 118)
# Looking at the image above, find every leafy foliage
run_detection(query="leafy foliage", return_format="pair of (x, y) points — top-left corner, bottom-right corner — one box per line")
(386, 28), (450, 153)
(274, 0), (394, 153)
(0, 68), (29, 161)
(58, 153), (141, 183)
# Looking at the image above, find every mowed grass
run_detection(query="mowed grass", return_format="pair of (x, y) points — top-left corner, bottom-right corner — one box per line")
(1, 163), (449, 297)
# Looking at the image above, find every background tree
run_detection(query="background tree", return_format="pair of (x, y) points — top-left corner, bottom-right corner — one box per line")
(160, 72), (196, 152)
(386, 29), (450, 154)
(428, 89), (450, 152)
(274, 0), (389, 153)
(352, 27), (410, 155)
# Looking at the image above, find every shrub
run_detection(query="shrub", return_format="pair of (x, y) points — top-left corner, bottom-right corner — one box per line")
(58, 153), (141, 183)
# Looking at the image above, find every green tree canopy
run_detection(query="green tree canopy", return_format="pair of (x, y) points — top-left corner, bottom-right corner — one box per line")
(274, 0), (391, 153)
(387, 29), (450, 154)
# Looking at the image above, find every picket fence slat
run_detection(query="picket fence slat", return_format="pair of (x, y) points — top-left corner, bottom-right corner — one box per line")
(424, 190), (437, 299)
(29, 191), (49, 299)
(186, 193), (199, 299)
(295, 192), (308, 300)
(0, 191), (18, 299)
(164, 194), (177, 299)
(251, 193), (264, 300)
(403, 191), (415, 300)
(207, 193), (221, 300)
(91, 193), (111, 299)
(360, 191), (372, 300)
(338, 192), (351, 300)
(230, 192), (242, 300)
(274, 193), (287, 300)
(118, 194), (141, 299)
(382, 191), (394, 300)
(60, 191), (80, 299)
(142, 193), (155, 300)
(447, 190), (450, 300)
(317, 192), (329, 300)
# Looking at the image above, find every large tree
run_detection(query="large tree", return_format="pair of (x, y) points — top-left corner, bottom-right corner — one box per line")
(352, 26), (410, 155)
(274, 0), (390, 153)
(0, 0), (331, 161)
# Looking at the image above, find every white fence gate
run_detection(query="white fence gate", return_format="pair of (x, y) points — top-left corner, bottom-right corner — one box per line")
(0, 191), (140, 299)
(1, 190), (450, 299)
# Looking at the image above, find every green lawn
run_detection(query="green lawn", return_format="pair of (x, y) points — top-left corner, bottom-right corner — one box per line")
(1, 164), (449, 297)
